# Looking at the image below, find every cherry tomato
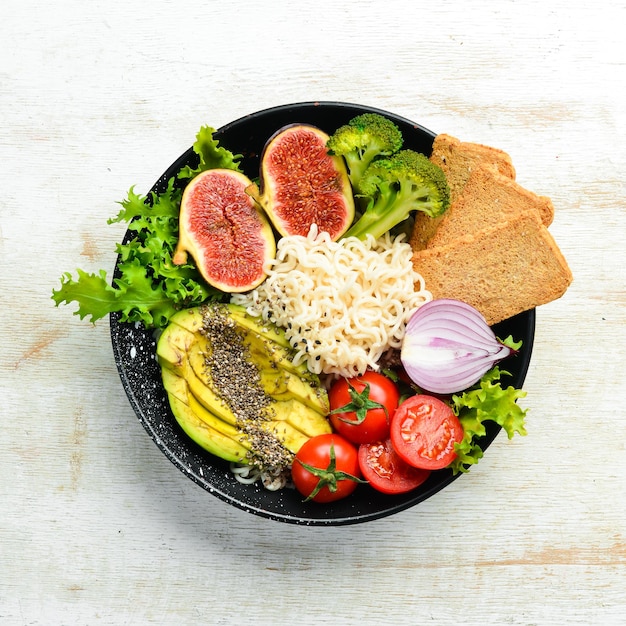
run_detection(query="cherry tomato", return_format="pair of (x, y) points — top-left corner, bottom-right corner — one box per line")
(291, 434), (363, 503)
(390, 395), (464, 470)
(358, 439), (431, 495)
(329, 371), (400, 445)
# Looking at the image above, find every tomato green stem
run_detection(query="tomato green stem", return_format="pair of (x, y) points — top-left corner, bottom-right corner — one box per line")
(296, 443), (366, 502)
(329, 382), (387, 425)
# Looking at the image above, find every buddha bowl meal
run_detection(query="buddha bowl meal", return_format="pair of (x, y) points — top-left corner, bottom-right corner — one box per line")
(53, 102), (571, 523)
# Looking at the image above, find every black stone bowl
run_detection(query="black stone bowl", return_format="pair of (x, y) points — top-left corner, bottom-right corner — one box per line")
(110, 102), (535, 525)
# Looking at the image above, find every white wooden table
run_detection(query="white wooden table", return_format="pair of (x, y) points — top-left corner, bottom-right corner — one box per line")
(2, 1), (625, 624)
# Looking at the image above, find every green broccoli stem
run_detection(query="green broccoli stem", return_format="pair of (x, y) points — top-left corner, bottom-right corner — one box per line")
(344, 214), (388, 240)
(346, 147), (381, 190)
(343, 196), (408, 240)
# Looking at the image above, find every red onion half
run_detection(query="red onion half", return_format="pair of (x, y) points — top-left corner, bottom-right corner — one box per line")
(400, 299), (514, 394)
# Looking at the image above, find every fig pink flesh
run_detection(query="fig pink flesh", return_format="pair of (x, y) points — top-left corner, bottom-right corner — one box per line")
(263, 126), (353, 239)
(181, 170), (273, 291)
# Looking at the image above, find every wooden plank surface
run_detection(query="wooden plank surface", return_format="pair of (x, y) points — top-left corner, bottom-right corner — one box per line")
(1, 0), (625, 624)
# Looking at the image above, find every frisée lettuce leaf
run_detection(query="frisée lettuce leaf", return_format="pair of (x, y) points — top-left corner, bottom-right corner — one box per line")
(449, 366), (528, 474)
(178, 125), (243, 180)
(51, 126), (240, 328)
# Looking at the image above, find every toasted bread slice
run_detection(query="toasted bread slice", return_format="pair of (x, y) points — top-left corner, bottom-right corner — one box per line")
(408, 213), (445, 252)
(410, 134), (518, 251)
(425, 163), (555, 249)
(411, 211), (573, 326)
(429, 133), (516, 203)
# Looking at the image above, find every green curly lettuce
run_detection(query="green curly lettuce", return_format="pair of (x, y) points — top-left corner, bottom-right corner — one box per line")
(178, 125), (243, 180)
(52, 126), (241, 328)
(449, 367), (528, 474)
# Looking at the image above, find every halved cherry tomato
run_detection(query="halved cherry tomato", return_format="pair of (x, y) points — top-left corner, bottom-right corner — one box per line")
(291, 434), (364, 503)
(358, 439), (431, 495)
(390, 395), (463, 470)
(329, 371), (400, 444)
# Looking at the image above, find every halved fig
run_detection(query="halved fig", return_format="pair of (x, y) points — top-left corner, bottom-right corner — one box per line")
(173, 169), (276, 293)
(254, 124), (355, 240)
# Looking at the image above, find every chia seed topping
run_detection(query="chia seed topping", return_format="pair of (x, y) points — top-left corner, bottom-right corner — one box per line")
(199, 304), (293, 470)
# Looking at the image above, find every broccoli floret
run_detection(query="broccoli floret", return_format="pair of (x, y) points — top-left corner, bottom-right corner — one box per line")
(343, 149), (450, 241)
(326, 113), (403, 192)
